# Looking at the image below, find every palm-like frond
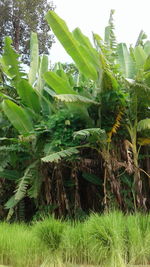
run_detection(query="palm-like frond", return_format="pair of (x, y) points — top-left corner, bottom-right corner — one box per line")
(54, 94), (99, 105)
(41, 147), (79, 163)
(105, 9), (117, 52)
(14, 161), (39, 202)
(0, 37), (24, 85)
(14, 168), (32, 201)
(137, 118), (150, 132)
(28, 175), (41, 199)
(74, 128), (107, 143)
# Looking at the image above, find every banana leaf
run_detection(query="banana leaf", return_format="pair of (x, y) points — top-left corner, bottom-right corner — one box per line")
(117, 43), (136, 78)
(28, 32), (39, 86)
(2, 100), (33, 135)
(44, 71), (76, 94)
(45, 11), (98, 81)
(17, 79), (41, 114)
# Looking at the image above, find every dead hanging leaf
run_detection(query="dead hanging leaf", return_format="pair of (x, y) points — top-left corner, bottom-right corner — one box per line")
(138, 138), (150, 146)
(71, 167), (81, 210)
(123, 140), (134, 174)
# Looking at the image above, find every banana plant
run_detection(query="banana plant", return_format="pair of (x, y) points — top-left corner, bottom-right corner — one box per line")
(0, 30), (101, 217)
(117, 40), (150, 209)
(0, 33), (54, 217)
(44, 10), (150, 211)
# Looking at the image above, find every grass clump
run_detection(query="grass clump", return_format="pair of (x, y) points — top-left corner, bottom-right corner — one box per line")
(126, 213), (150, 265)
(0, 222), (49, 267)
(85, 211), (127, 267)
(61, 222), (90, 265)
(33, 216), (65, 251)
(1, 211), (150, 266)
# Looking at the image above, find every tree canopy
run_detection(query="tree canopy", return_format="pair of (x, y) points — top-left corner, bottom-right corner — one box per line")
(0, 0), (55, 63)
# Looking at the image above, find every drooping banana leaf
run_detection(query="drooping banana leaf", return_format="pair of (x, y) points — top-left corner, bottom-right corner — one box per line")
(2, 99), (33, 135)
(28, 32), (39, 86)
(54, 94), (99, 105)
(17, 79), (41, 114)
(45, 11), (98, 81)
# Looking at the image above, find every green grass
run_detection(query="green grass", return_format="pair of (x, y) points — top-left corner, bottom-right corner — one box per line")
(1, 212), (150, 266)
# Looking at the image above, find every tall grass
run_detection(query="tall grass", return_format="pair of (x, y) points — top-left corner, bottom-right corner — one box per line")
(0, 222), (49, 267)
(1, 212), (150, 266)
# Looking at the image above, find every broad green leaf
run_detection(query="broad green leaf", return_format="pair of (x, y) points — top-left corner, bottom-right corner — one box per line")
(45, 11), (98, 80)
(17, 79), (41, 113)
(144, 55), (150, 71)
(134, 46), (147, 68)
(78, 44), (100, 70)
(44, 71), (76, 94)
(56, 69), (69, 81)
(0, 37), (24, 85)
(117, 43), (136, 78)
(2, 100), (33, 135)
(72, 28), (100, 68)
(28, 32), (39, 85)
(144, 41), (150, 55)
(36, 54), (48, 91)
(73, 27), (94, 50)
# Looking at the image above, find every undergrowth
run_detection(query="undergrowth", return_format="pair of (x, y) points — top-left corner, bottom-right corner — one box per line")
(0, 212), (150, 266)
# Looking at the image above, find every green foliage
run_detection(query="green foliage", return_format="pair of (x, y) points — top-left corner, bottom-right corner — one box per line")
(0, 37), (24, 85)
(46, 11), (98, 80)
(54, 94), (99, 106)
(17, 79), (41, 114)
(44, 71), (76, 94)
(0, 8), (150, 220)
(137, 118), (150, 131)
(42, 148), (79, 163)
(117, 43), (136, 78)
(2, 99), (33, 135)
(74, 128), (107, 145)
(28, 32), (39, 86)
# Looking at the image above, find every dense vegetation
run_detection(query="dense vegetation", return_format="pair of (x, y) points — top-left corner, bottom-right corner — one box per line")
(0, 9), (149, 223)
(1, 212), (150, 267)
